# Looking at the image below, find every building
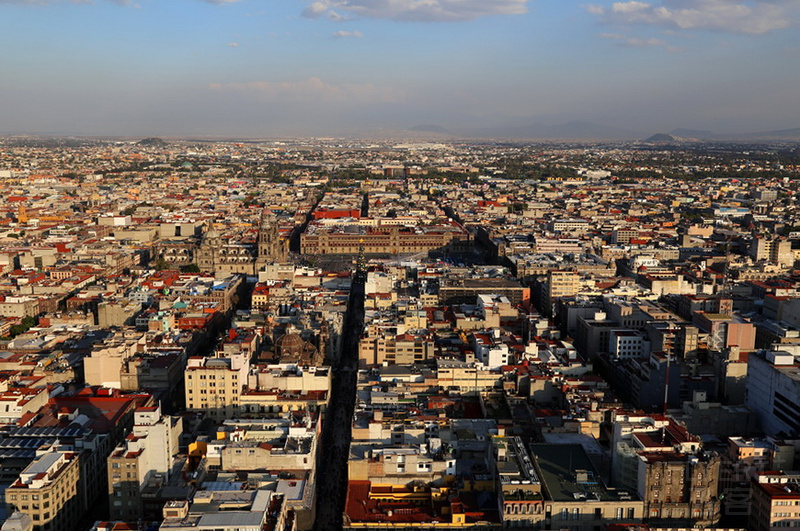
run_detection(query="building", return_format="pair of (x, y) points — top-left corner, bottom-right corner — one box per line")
(544, 270), (580, 316)
(196, 210), (286, 276)
(530, 444), (643, 530)
(106, 404), (182, 521)
(609, 330), (651, 360)
(637, 452), (721, 526)
(301, 220), (471, 257)
(358, 330), (434, 367)
(255, 210), (287, 268)
(490, 437), (544, 527)
(5, 451), (82, 531)
(185, 351), (250, 422)
(746, 350), (800, 436)
(750, 236), (794, 268)
(159, 489), (275, 531)
(749, 472), (800, 531)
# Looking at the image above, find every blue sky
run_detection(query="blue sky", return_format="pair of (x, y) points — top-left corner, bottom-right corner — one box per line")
(1, 0), (798, 137)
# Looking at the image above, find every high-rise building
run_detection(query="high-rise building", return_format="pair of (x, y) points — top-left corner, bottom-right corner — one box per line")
(106, 404), (182, 521)
(746, 350), (800, 436)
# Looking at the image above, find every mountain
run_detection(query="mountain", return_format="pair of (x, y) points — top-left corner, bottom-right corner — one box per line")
(136, 137), (168, 147)
(470, 120), (641, 140)
(643, 133), (678, 143)
(670, 128), (715, 139)
(739, 127), (800, 140)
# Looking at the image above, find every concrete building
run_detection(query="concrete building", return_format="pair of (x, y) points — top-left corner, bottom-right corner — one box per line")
(575, 312), (618, 359)
(208, 414), (320, 472)
(636, 452), (721, 527)
(5, 451), (82, 531)
(531, 444), (643, 530)
(746, 350), (800, 436)
(358, 330), (434, 367)
(106, 404), (182, 521)
(83, 336), (140, 389)
(490, 437), (544, 527)
(750, 236), (794, 268)
(609, 330), (651, 360)
(185, 351), (250, 422)
(159, 489), (275, 531)
(749, 472), (800, 531)
(545, 270), (580, 316)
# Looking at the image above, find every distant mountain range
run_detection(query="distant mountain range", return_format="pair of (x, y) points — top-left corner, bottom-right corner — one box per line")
(669, 128), (715, 140)
(406, 121), (800, 142)
(468, 121), (641, 140)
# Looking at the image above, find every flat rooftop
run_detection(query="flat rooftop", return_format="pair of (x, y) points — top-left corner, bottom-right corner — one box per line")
(531, 443), (631, 503)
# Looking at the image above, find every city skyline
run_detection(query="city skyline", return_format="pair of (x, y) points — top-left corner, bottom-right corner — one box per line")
(1, 0), (799, 137)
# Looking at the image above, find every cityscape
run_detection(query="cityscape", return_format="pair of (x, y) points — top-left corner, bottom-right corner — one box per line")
(0, 135), (797, 531)
(3, 0), (800, 530)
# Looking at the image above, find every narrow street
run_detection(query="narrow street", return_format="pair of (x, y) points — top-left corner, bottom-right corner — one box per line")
(312, 268), (365, 530)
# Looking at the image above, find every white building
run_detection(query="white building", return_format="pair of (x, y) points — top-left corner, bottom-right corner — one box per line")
(746, 350), (800, 436)
(608, 330), (651, 360)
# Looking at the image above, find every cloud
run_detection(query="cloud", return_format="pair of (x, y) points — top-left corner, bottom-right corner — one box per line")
(227, 42), (239, 47)
(331, 29), (363, 38)
(585, 0), (800, 35)
(301, 0), (529, 22)
(209, 77), (406, 104)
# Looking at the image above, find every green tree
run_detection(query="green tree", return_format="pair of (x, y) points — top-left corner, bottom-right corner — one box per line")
(180, 263), (201, 273)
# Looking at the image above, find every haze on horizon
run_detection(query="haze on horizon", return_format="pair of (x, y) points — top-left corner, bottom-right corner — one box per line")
(1, 0), (799, 139)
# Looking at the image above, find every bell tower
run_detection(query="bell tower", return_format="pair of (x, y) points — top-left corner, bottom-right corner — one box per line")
(256, 209), (284, 267)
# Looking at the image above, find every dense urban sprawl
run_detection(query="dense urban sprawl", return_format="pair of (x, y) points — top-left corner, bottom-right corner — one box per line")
(0, 135), (799, 531)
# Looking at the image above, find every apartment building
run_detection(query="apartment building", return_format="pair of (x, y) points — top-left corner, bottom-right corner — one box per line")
(5, 451), (82, 531)
(185, 351), (250, 421)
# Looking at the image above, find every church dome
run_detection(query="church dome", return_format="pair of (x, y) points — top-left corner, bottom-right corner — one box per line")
(276, 332), (304, 356)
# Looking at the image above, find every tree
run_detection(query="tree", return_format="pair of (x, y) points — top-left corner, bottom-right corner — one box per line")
(7, 316), (36, 338)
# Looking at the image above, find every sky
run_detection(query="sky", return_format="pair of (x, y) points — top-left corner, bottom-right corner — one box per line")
(1, 0), (799, 138)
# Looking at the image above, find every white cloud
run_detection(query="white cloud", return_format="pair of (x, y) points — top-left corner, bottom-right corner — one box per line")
(583, 4), (606, 14)
(587, 0), (800, 35)
(227, 42), (239, 47)
(209, 77), (405, 104)
(301, 0), (529, 22)
(331, 30), (363, 38)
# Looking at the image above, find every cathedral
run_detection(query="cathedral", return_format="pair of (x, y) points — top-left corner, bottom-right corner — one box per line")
(196, 210), (287, 276)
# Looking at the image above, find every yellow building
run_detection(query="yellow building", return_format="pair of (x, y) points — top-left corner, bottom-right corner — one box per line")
(5, 451), (81, 531)
(185, 353), (249, 422)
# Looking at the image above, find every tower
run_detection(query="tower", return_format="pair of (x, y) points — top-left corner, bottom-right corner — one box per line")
(197, 220), (221, 272)
(256, 209), (284, 268)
